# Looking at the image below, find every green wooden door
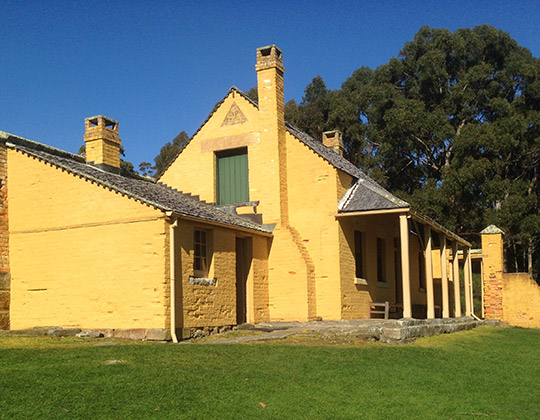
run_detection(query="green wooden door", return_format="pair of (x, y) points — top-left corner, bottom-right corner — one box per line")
(216, 149), (249, 205)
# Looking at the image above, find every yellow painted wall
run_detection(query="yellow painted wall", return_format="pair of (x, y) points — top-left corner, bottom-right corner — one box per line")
(285, 133), (343, 320)
(177, 219), (270, 327)
(338, 214), (401, 318)
(502, 273), (540, 328)
(8, 149), (169, 329)
(159, 92), (334, 322)
(159, 93), (264, 208)
(250, 235), (270, 323)
(178, 219), (235, 327)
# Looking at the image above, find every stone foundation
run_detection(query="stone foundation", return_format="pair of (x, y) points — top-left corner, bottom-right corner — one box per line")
(377, 317), (485, 343)
(189, 325), (236, 339)
(235, 317), (487, 344)
(0, 326), (172, 341)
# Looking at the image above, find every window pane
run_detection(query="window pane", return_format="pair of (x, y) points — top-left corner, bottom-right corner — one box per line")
(377, 238), (385, 283)
(354, 231), (363, 278)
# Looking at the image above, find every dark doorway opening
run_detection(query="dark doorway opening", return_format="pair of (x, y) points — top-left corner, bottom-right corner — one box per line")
(236, 237), (252, 324)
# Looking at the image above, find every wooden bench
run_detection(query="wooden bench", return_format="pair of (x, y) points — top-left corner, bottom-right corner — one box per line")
(370, 302), (403, 320)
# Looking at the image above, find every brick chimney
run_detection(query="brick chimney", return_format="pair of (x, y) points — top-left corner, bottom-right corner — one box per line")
(322, 130), (344, 156)
(84, 115), (121, 171)
(255, 45), (285, 123)
(255, 45), (289, 223)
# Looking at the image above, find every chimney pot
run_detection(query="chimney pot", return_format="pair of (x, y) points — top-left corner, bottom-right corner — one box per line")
(83, 115), (122, 171)
(322, 130), (344, 156)
(255, 45), (284, 74)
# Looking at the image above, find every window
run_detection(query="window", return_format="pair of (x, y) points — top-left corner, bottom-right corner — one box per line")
(194, 229), (211, 277)
(216, 147), (249, 205)
(418, 251), (426, 291)
(377, 238), (386, 283)
(354, 231), (364, 278)
(394, 237), (401, 283)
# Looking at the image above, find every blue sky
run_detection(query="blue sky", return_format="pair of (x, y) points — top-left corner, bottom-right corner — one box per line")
(1, 0), (539, 168)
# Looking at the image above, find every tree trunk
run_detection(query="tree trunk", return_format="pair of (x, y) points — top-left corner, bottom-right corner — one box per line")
(513, 242), (519, 273)
(528, 239), (534, 276)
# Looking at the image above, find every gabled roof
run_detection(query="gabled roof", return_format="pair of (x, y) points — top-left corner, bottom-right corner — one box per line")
(158, 87), (407, 213)
(284, 123), (409, 212)
(0, 131), (271, 234)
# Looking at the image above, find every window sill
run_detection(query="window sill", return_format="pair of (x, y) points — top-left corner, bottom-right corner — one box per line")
(377, 282), (390, 289)
(354, 277), (368, 285)
(189, 276), (217, 286)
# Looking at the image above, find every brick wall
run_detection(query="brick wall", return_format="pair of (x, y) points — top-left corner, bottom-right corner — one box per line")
(481, 232), (504, 320)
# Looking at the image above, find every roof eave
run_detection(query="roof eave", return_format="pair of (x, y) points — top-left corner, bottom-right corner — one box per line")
(176, 213), (273, 237)
(336, 207), (471, 247)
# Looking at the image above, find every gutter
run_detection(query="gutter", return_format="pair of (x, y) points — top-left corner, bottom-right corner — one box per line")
(335, 208), (409, 217)
(169, 218), (179, 343)
(166, 211), (273, 237)
(335, 207), (470, 247)
(409, 210), (471, 247)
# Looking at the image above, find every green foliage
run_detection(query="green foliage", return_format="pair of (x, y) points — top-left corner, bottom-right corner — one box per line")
(1, 328), (540, 419)
(153, 130), (190, 178)
(290, 24), (540, 275)
(245, 86), (258, 103)
(77, 144), (137, 176)
(138, 161), (153, 177)
(285, 75), (335, 142)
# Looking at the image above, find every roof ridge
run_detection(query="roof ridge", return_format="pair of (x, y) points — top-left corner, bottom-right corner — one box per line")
(12, 144), (171, 211)
(2, 130), (85, 162)
(10, 142), (269, 233)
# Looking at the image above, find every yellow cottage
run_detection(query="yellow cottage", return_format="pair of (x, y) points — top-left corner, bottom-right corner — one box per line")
(0, 45), (477, 340)
(0, 116), (271, 340)
(159, 45), (476, 323)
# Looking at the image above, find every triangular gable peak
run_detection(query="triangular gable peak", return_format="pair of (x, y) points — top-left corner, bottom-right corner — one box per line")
(158, 87), (258, 181)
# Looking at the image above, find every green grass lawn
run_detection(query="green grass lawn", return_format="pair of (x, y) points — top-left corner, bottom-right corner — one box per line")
(1, 327), (539, 419)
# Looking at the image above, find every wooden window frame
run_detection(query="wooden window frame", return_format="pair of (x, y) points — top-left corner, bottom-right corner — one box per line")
(194, 229), (212, 278)
(354, 230), (364, 280)
(418, 251), (426, 292)
(377, 237), (387, 284)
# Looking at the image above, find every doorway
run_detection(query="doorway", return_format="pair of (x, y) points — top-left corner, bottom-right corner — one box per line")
(236, 237), (252, 324)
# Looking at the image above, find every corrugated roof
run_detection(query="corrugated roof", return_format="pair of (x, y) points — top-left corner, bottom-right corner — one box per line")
(0, 131), (270, 234)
